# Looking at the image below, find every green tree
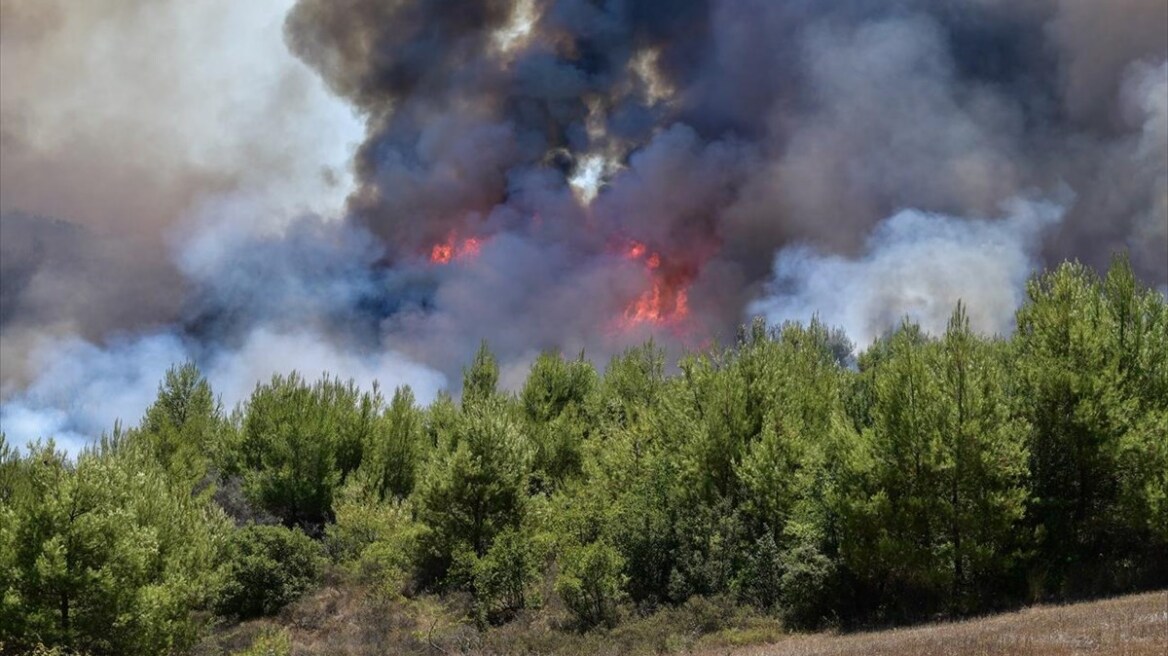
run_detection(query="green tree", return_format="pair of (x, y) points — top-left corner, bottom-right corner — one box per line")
(463, 340), (500, 409)
(841, 310), (1030, 616)
(555, 539), (627, 629)
(1015, 256), (1168, 595)
(357, 386), (426, 500)
(137, 362), (222, 489)
(415, 397), (531, 583)
(935, 304), (1029, 608)
(469, 526), (542, 625)
(0, 441), (229, 655)
(238, 373), (381, 531)
(840, 323), (951, 616)
(324, 478), (420, 593)
(521, 351), (597, 490)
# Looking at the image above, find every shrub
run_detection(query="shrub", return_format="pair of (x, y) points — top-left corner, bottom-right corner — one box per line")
(324, 482), (419, 595)
(236, 629), (292, 656)
(471, 527), (542, 625)
(555, 540), (627, 630)
(215, 525), (323, 619)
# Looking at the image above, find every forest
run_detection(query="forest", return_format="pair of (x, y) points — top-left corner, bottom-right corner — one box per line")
(1, 255), (1165, 655)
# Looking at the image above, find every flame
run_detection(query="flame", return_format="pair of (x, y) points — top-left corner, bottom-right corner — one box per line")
(460, 237), (482, 257)
(625, 279), (686, 324)
(620, 239), (692, 327)
(430, 242), (454, 264)
(429, 234), (484, 264)
(625, 240), (647, 260)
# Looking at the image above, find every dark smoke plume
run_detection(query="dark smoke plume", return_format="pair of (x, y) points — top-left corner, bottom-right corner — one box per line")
(1, 0), (1165, 451)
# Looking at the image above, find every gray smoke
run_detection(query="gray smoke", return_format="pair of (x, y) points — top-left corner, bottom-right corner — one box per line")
(750, 197), (1064, 345)
(1, 0), (1165, 450)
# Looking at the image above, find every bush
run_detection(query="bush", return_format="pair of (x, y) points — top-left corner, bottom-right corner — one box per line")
(778, 541), (837, 627)
(215, 525), (323, 619)
(236, 629), (292, 656)
(471, 527), (542, 625)
(555, 540), (627, 630)
(324, 482), (419, 594)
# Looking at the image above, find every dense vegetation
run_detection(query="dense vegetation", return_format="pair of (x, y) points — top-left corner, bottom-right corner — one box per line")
(1, 256), (1165, 655)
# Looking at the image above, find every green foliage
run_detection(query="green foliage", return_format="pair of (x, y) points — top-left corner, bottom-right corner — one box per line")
(732, 531), (783, 611)
(324, 480), (420, 593)
(415, 397), (531, 583)
(137, 362), (223, 487)
(236, 373), (382, 530)
(0, 441), (229, 655)
(358, 386), (426, 501)
(556, 540), (627, 629)
(469, 526), (542, 625)
(521, 352), (597, 490)
(214, 524), (323, 619)
(463, 340), (500, 409)
(1014, 255), (1168, 595)
(840, 308), (1029, 618)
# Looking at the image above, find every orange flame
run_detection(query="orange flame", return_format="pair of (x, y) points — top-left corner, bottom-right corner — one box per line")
(624, 274), (691, 326)
(430, 242), (454, 264)
(620, 239), (692, 327)
(429, 234), (484, 264)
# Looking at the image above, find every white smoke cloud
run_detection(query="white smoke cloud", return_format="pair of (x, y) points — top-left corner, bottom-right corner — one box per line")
(750, 198), (1064, 346)
(0, 0), (366, 389)
(205, 327), (447, 412)
(0, 334), (188, 454)
(0, 0), (362, 231)
(0, 327), (445, 455)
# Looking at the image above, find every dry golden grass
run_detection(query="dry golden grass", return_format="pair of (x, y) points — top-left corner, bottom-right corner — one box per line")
(200, 588), (1166, 655)
(706, 591), (1168, 656)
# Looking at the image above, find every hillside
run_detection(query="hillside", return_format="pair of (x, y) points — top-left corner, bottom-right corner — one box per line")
(198, 589), (1167, 655)
(727, 591), (1168, 656)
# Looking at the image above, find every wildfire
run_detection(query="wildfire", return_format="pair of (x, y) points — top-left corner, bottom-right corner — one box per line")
(621, 239), (692, 327)
(429, 234), (483, 264)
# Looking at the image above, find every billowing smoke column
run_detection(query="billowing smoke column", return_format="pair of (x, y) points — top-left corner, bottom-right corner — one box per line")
(1, 0), (1166, 451)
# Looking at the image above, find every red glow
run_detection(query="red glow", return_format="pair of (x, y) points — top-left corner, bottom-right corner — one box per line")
(430, 242), (454, 263)
(429, 234), (484, 264)
(619, 239), (692, 327)
(460, 237), (482, 257)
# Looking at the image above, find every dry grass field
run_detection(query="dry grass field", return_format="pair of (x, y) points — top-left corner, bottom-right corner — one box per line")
(710, 591), (1168, 656)
(203, 589), (1166, 655)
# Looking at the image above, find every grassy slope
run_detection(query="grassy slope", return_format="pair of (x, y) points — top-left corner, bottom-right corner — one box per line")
(201, 589), (1167, 656)
(719, 591), (1168, 656)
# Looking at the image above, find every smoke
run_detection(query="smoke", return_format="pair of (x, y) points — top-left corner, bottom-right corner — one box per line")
(750, 198), (1064, 346)
(1, 0), (1165, 451)
(0, 326), (446, 454)
(0, 0), (363, 384)
(0, 334), (188, 454)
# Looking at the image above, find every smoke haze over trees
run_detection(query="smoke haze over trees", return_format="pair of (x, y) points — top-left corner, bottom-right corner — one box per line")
(1, 256), (1165, 654)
